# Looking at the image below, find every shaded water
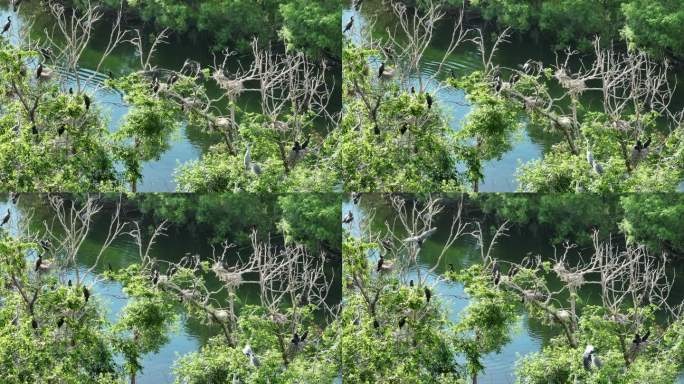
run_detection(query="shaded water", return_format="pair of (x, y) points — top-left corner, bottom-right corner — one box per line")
(344, 195), (684, 383)
(343, 1), (684, 192)
(1, 194), (341, 383)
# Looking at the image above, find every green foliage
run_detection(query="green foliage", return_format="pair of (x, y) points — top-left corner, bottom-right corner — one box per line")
(0, 39), (121, 191)
(620, 194), (684, 256)
(72, 0), (341, 60)
(622, 0), (684, 58)
(340, 45), (466, 192)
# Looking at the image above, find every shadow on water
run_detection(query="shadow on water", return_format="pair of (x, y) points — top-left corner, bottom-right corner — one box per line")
(344, 195), (684, 383)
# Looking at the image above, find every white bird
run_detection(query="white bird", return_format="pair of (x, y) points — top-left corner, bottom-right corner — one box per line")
(242, 344), (254, 356)
(244, 145), (262, 175)
(583, 345), (603, 371)
(586, 144), (604, 175)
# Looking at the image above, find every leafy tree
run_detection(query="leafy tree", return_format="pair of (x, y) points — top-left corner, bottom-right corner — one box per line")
(621, 0), (684, 59)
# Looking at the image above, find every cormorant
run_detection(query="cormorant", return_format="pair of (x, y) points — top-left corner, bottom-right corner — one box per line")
(31, 318), (38, 329)
(399, 124), (407, 135)
(410, 86), (415, 94)
(344, 17), (354, 33)
(398, 317), (406, 329)
(1, 209), (10, 226)
(83, 286), (90, 302)
(68, 279), (72, 287)
(57, 317), (64, 328)
(2, 17), (11, 35)
(36, 63), (43, 79)
(352, 192), (362, 205)
(83, 94), (91, 110)
(292, 332), (300, 345)
(373, 319), (379, 328)
(68, 87), (73, 95)
(374, 125), (380, 135)
(39, 240), (50, 251)
(507, 266), (519, 278)
(409, 279), (414, 287)
(35, 255), (42, 272)
(424, 287), (431, 303)
(57, 125), (65, 136)
(342, 211), (354, 224)
(378, 63), (385, 79)
(426, 93), (433, 109)
(31, 125), (38, 135)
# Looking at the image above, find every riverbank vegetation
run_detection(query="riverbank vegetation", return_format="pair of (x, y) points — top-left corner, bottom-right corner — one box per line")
(0, 0), (341, 192)
(343, 194), (684, 383)
(343, 0), (684, 192)
(0, 194), (341, 383)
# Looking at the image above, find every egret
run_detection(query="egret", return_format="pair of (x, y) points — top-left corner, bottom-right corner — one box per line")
(582, 345), (603, 370)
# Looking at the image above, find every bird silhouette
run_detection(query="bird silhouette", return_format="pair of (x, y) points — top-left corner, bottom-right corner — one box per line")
(83, 286), (90, 302)
(342, 211), (354, 224)
(1, 209), (10, 226)
(344, 16), (354, 33)
(424, 287), (431, 303)
(2, 17), (11, 35)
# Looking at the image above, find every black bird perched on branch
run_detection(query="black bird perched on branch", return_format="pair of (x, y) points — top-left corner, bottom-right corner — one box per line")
(57, 125), (65, 136)
(35, 255), (43, 272)
(374, 125), (380, 135)
(67, 279), (72, 287)
(410, 86), (415, 94)
(36, 63), (43, 79)
(82, 286), (90, 302)
(424, 287), (431, 303)
(373, 319), (379, 328)
(633, 330), (650, 346)
(492, 260), (501, 285)
(1, 209), (10, 226)
(398, 316), (406, 329)
(31, 318), (38, 329)
(352, 192), (362, 205)
(2, 17), (11, 34)
(344, 16), (354, 33)
(39, 239), (50, 251)
(494, 75), (503, 93)
(83, 94), (91, 110)
(509, 73), (520, 85)
(399, 124), (407, 135)
(507, 266), (519, 278)
(426, 93), (433, 109)
(409, 279), (414, 287)
(57, 317), (64, 328)
(378, 62), (385, 79)
(342, 211), (354, 224)
(292, 332), (300, 345)
(31, 125), (38, 135)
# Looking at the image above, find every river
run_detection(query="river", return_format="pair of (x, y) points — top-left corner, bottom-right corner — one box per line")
(344, 195), (684, 383)
(343, 1), (684, 192)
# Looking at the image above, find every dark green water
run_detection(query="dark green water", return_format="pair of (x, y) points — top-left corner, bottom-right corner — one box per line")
(343, 1), (684, 192)
(1, 194), (341, 383)
(344, 195), (684, 383)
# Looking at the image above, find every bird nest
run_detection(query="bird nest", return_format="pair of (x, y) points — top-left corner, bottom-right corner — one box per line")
(212, 262), (243, 287)
(213, 72), (244, 96)
(554, 265), (585, 289)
